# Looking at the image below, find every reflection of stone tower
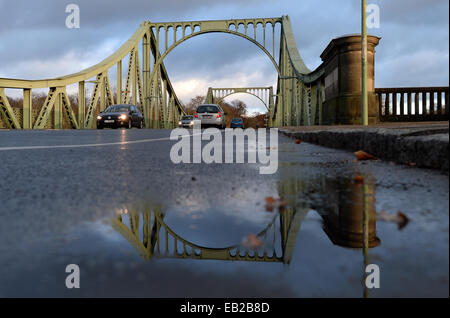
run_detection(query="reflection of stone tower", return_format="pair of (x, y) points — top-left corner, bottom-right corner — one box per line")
(321, 178), (380, 248)
(277, 175), (380, 250)
(111, 204), (302, 264)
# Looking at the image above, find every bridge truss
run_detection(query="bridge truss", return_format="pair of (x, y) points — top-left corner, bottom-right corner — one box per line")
(0, 16), (325, 129)
(111, 202), (306, 264)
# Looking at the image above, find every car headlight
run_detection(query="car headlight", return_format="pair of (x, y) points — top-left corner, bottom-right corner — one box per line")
(97, 115), (102, 120)
(178, 121), (182, 125)
(189, 121), (194, 125)
(119, 114), (128, 120)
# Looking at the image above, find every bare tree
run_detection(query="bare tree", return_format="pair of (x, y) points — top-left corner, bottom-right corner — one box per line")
(183, 95), (206, 115)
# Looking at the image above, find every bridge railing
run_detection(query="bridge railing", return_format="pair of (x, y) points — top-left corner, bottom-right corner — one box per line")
(376, 87), (449, 122)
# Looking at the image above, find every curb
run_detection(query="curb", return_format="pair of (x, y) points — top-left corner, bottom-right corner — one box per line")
(279, 128), (449, 172)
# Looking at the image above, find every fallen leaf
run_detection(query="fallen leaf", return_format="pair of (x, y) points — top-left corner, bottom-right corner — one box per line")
(265, 197), (275, 204)
(354, 150), (377, 161)
(242, 233), (264, 249)
(265, 196), (286, 212)
(354, 175), (364, 183)
(377, 210), (410, 230)
(265, 197), (275, 212)
(396, 211), (410, 230)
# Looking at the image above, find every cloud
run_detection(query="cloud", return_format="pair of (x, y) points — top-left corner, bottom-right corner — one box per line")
(0, 0), (263, 32)
(376, 49), (450, 87)
(1, 37), (122, 79)
(378, 0), (449, 26)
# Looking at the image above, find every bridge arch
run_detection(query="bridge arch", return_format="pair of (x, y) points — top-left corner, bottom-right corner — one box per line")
(149, 29), (281, 87)
(218, 92), (268, 110)
(206, 87), (274, 111)
(111, 207), (291, 262)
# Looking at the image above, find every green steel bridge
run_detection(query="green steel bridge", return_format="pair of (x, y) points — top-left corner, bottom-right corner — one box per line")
(0, 16), (327, 130)
(1, 16), (446, 129)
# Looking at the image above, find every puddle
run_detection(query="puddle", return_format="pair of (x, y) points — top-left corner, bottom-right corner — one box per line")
(0, 173), (447, 297)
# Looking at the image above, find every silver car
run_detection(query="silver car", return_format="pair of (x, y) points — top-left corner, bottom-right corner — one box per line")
(194, 104), (227, 129)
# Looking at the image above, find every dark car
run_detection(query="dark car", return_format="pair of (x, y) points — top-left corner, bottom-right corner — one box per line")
(230, 117), (244, 128)
(97, 104), (144, 129)
(178, 115), (195, 128)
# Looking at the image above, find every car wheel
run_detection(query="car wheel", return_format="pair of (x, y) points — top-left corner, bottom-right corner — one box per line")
(97, 124), (103, 129)
(138, 120), (143, 129)
(126, 120), (132, 129)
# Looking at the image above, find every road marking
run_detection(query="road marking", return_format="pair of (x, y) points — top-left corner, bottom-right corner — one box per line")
(0, 132), (205, 151)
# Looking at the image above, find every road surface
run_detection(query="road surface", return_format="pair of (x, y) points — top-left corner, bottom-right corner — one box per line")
(0, 129), (448, 297)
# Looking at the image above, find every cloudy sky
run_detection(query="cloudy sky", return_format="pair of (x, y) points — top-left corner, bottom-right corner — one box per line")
(0, 0), (448, 114)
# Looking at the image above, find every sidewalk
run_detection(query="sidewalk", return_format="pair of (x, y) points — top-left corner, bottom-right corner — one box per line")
(279, 122), (449, 172)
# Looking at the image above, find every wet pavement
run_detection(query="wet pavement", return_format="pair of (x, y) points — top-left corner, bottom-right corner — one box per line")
(0, 129), (448, 297)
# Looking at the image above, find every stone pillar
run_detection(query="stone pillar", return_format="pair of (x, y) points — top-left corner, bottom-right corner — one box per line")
(320, 35), (380, 125)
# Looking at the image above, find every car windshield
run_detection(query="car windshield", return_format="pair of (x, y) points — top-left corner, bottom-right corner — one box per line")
(182, 116), (194, 120)
(232, 118), (243, 122)
(196, 105), (219, 113)
(104, 105), (130, 113)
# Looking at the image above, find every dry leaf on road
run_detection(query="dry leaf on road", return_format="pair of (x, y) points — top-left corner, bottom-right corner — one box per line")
(377, 210), (410, 230)
(354, 150), (378, 161)
(265, 196), (287, 212)
(241, 233), (264, 250)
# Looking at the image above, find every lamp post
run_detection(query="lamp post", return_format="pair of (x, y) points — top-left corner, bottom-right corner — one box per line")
(361, 0), (369, 126)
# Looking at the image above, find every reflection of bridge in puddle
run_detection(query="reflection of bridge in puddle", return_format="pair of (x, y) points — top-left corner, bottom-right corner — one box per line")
(112, 176), (380, 265)
(112, 206), (301, 264)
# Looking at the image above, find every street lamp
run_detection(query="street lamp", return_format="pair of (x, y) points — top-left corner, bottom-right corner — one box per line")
(362, 0), (369, 126)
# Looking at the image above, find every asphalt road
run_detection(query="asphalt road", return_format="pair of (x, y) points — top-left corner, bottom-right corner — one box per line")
(0, 128), (448, 297)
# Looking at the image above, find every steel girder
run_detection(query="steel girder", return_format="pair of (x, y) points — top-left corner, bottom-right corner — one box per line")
(33, 87), (79, 129)
(270, 16), (325, 127)
(0, 88), (21, 129)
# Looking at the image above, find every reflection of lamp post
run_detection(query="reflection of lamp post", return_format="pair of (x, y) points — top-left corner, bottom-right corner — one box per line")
(322, 178), (380, 248)
(362, 181), (370, 298)
(319, 176), (379, 298)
